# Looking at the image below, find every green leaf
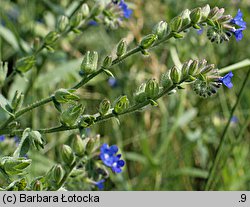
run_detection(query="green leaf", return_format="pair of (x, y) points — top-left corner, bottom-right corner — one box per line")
(102, 69), (114, 77)
(13, 128), (31, 158)
(0, 94), (13, 116)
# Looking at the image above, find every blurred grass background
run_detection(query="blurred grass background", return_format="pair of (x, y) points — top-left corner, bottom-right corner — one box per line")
(0, 0), (250, 190)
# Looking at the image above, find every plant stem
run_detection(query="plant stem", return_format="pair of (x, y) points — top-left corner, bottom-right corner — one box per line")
(204, 68), (250, 190)
(11, 84), (177, 135)
(0, 96), (53, 130)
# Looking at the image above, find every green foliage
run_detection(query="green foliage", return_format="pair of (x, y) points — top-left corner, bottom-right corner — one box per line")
(0, 0), (249, 191)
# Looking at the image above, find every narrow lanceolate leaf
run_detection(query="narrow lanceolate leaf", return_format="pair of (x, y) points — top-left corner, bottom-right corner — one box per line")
(0, 94), (14, 116)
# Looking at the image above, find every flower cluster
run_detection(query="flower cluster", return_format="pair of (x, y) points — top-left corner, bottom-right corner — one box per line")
(89, 0), (132, 29)
(100, 143), (125, 173)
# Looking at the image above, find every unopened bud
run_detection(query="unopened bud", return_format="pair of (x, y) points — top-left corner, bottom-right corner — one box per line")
(170, 16), (183, 32)
(90, 0), (105, 17)
(152, 21), (168, 39)
(201, 4), (210, 21)
(145, 79), (159, 99)
(218, 15), (232, 23)
(99, 99), (111, 116)
(102, 56), (113, 68)
(79, 115), (96, 127)
(170, 66), (181, 84)
(16, 55), (36, 73)
(60, 104), (83, 126)
(70, 12), (83, 28)
(134, 91), (147, 103)
(81, 51), (98, 74)
(72, 135), (85, 157)
(188, 60), (199, 76)
(11, 90), (23, 112)
(180, 9), (191, 27)
(32, 180), (43, 191)
(139, 34), (158, 49)
(29, 130), (45, 150)
(113, 95), (129, 114)
(61, 145), (75, 166)
(82, 4), (90, 18)
(160, 72), (173, 88)
(190, 7), (202, 24)
(54, 89), (80, 103)
(201, 64), (215, 74)
(116, 40), (127, 57)
(53, 164), (64, 184)
(58, 15), (69, 32)
(44, 31), (60, 45)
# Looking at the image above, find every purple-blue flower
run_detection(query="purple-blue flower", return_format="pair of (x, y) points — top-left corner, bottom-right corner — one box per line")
(100, 143), (125, 173)
(219, 71), (234, 88)
(118, 0), (132, 19)
(108, 77), (118, 88)
(94, 179), (105, 190)
(230, 9), (246, 41)
(0, 135), (5, 142)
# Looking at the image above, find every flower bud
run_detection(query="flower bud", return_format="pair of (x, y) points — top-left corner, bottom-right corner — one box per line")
(188, 60), (199, 76)
(201, 4), (210, 21)
(90, 0), (105, 17)
(31, 180), (43, 191)
(0, 61), (8, 87)
(113, 95), (129, 114)
(152, 21), (168, 39)
(11, 90), (24, 112)
(70, 12), (83, 28)
(181, 60), (192, 80)
(170, 16), (183, 32)
(85, 137), (96, 154)
(190, 7), (202, 24)
(116, 40), (127, 57)
(99, 99), (111, 116)
(139, 34), (158, 49)
(58, 15), (69, 32)
(53, 164), (64, 184)
(134, 91), (147, 103)
(81, 51), (98, 74)
(44, 31), (60, 45)
(60, 104), (83, 126)
(29, 130), (45, 150)
(72, 135), (85, 157)
(218, 15), (232, 23)
(61, 145), (75, 166)
(102, 56), (113, 68)
(201, 64), (215, 74)
(170, 66), (181, 84)
(54, 89), (80, 103)
(0, 156), (31, 176)
(160, 72), (173, 88)
(180, 9), (191, 27)
(79, 115), (96, 127)
(208, 7), (224, 20)
(145, 79), (159, 99)
(16, 55), (36, 73)
(81, 4), (90, 18)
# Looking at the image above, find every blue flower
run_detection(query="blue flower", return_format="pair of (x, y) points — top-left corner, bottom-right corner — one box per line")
(219, 71), (233, 88)
(230, 9), (246, 41)
(88, 20), (98, 26)
(0, 135), (5, 142)
(100, 143), (125, 173)
(108, 77), (118, 88)
(118, 0), (132, 19)
(94, 179), (105, 190)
